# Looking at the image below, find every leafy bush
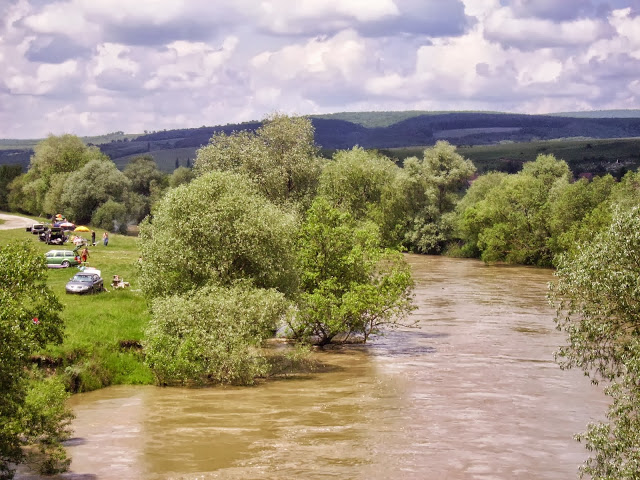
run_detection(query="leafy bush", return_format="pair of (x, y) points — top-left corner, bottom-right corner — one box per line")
(91, 199), (128, 233)
(144, 284), (290, 385)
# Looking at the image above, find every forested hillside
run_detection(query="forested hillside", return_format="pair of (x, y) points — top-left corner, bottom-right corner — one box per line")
(2, 111), (640, 174)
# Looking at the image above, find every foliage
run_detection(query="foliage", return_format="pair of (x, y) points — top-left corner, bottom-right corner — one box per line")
(403, 141), (476, 253)
(168, 166), (195, 188)
(91, 199), (129, 234)
(59, 159), (132, 225)
(145, 283), (289, 385)
(195, 114), (323, 209)
(550, 206), (640, 479)
(289, 198), (415, 346)
(0, 165), (22, 211)
(454, 171), (507, 257)
(123, 154), (167, 197)
(318, 146), (408, 248)
(0, 241), (71, 478)
(546, 174), (616, 255)
(139, 170), (298, 299)
(7, 135), (109, 216)
(21, 376), (74, 475)
(454, 154), (572, 266)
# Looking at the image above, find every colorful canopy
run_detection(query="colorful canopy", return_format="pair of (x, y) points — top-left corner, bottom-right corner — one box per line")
(74, 226), (90, 232)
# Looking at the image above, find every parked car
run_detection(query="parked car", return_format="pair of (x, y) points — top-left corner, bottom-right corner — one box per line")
(45, 250), (81, 268)
(65, 268), (104, 294)
(39, 227), (68, 245)
(26, 223), (46, 234)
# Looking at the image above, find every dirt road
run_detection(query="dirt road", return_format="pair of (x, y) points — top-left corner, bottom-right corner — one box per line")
(0, 213), (36, 230)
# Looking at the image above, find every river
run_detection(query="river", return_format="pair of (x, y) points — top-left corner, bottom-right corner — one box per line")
(44, 255), (608, 479)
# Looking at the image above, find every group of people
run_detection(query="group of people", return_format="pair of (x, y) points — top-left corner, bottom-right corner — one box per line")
(73, 231), (110, 266)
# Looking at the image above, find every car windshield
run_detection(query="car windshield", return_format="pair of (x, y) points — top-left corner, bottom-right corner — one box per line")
(71, 275), (93, 282)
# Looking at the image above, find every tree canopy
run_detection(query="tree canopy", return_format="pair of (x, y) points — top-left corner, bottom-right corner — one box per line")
(139, 170), (299, 300)
(403, 141), (476, 253)
(289, 198), (415, 346)
(195, 113), (323, 209)
(550, 206), (640, 479)
(0, 242), (73, 478)
(318, 146), (408, 248)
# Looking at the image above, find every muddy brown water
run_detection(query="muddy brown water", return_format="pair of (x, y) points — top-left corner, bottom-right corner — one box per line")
(34, 255), (608, 479)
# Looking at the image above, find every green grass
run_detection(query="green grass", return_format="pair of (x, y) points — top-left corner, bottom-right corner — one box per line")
(1, 222), (153, 391)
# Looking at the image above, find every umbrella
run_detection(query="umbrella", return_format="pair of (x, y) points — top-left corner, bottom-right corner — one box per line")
(59, 221), (76, 230)
(74, 226), (90, 232)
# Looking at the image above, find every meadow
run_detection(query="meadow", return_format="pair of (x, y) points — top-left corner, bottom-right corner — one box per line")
(1, 217), (153, 391)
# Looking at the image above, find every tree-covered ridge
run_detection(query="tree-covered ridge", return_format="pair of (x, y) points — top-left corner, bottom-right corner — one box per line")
(3, 111), (640, 174)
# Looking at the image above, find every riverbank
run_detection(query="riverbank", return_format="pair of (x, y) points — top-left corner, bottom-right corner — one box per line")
(1, 217), (154, 391)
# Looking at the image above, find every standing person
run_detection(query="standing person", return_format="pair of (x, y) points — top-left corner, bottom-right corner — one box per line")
(91, 230), (96, 246)
(80, 247), (89, 264)
(103, 231), (109, 246)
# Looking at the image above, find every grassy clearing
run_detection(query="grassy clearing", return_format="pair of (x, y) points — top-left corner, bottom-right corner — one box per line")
(1, 222), (153, 391)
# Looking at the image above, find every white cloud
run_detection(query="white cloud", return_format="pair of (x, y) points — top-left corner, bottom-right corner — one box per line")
(484, 6), (609, 49)
(1, 0), (639, 138)
(257, 0), (399, 34)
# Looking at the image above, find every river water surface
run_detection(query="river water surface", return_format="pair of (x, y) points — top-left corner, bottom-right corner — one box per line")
(54, 255), (607, 479)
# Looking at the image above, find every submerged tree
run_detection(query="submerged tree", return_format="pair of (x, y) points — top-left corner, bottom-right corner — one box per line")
(550, 206), (640, 479)
(289, 198), (415, 346)
(139, 171), (299, 385)
(145, 283), (289, 385)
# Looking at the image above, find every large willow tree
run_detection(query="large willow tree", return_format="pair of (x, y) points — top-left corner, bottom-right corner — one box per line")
(550, 206), (640, 479)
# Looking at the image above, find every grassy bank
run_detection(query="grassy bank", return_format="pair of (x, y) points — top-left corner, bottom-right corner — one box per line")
(1, 221), (153, 392)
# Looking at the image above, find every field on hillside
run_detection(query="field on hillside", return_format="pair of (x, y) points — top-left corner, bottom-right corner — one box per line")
(383, 137), (640, 175)
(115, 146), (199, 172)
(1, 218), (153, 390)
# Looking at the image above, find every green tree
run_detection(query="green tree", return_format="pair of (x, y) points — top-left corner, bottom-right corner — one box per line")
(195, 114), (323, 209)
(144, 283), (289, 385)
(456, 154), (571, 266)
(318, 147), (408, 248)
(59, 159), (132, 224)
(454, 171), (507, 257)
(0, 165), (22, 211)
(550, 206), (640, 479)
(403, 141), (476, 253)
(91, 199), (129, 233)
(139, 170), (299, 300)
(7, 134), (109, 216)
(546, 174), (616, 256)
(123, 154), (167, 197)
(168, 166), (195, 188)
(289, 198), (415, 346)
(0, 242), (73, 478)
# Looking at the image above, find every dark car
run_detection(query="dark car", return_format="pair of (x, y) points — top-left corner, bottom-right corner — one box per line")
(65, 269), (104, 294)
(39, 227), (68, 245)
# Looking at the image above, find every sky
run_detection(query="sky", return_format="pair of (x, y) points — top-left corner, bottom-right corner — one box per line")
(1, 0), (639, 139)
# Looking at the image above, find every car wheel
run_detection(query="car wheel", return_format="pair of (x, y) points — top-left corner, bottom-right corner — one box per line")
(61, 260), (70, 268)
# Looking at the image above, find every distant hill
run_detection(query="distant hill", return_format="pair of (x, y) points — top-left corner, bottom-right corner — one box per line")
(2, 111), (640, 173)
